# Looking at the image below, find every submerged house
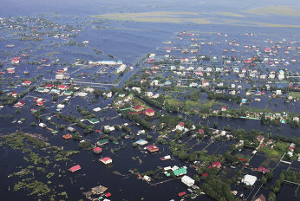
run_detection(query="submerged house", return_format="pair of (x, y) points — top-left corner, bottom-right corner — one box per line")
(93, 147), (102, 154)
(100, 157), (112, 165)
(22, 80), (31, 86)
(14, 101), (25, 108)
(143, 108), (155, 116)
(252, 194), (266, 201)
(97, 139), (109, 146)
(181, 175), (195, 187)
(242, 174), (257, 186)
(146, 145), (159, 153)
(133, 105), (143, 112)
(173, 167), (187, 176)
(88, 118), (100, 124)
(135, 139), (148, 146)
(69, 164), (81, 173)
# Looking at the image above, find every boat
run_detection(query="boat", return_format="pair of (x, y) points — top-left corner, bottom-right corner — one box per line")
(178, 191), (186, 197)
(160, 155), (171, 160)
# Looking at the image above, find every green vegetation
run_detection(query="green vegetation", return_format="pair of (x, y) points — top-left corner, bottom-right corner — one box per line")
(288, 92), (300, 99)
(1, 132), (79, 199)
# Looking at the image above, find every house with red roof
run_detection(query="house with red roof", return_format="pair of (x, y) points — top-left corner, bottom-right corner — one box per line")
(244, 59), (252, 64)
(105, 192), (111, 198)
(45, 84), (55, 89)
(143, 108), (155, 116)
(11, 57), (20, 65)
(256, 135), (264, 143)
(133, 105), (143, 112)
(14, 101), (25, 108)
(22, 80), (32, 86)
(264, 47), (272, 53)
(68, 164), (81, 173)
(8, 69), (15, 74)
(195, 71), (203, 76)
(221, 106), (227, 112)
(198, 129), (204, 135)
(100, 157), (112, 165)
(252, 194), (266, 201)
(289, 143), (295, 150)
(176, 122), (185, 131)
(209, 161), (221, 169)
(93, 147), (102, 154)
(146, 145), (159, 153)
(11, 92), (18, 97)
(36, 102), (44, 106)
(58, 85), (68, 90)
(257, 166), (270, 174)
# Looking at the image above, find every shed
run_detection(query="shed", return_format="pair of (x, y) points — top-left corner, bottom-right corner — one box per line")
(178, 191), (186, 197)
(67, 127), (76, 133)
(93, 107), (101, 112)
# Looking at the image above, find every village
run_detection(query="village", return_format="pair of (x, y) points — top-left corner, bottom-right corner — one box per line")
(1, 12), (300, 201)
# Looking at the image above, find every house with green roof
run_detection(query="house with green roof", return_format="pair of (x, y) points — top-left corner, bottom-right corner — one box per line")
(37, 87), (45, 93)
(88, 118), (100, 124)
(64, 90), (73, 96)
(97, 139), (109, 146)
(173, 167), (187, 176)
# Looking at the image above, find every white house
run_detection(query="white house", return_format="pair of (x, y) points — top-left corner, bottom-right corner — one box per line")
(242, 174), (257, 186)
(181, 175), (195, 187)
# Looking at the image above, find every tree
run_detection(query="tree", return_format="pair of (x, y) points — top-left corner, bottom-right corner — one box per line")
(266, 171), (273, 180)
(93, 88), (102, 97)
(178, 151), (189, 161)
(268, 192), (276, 201)
(261, 177), (267, 185)
(213, 121), (218, 129)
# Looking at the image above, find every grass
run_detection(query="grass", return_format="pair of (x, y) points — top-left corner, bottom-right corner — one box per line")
(261, 142), (289, 157)
(217, 12), (245, 18)
(94, 10), (300, 28)
(166, 98), (183, 106)
(185, 100), (201, 107)
(260, 142), (289, 167)
(289, 92), (300, 99)
(244, 6), (300, 17)
(93, 11), (209, 24)
(155, 73), (164, 77)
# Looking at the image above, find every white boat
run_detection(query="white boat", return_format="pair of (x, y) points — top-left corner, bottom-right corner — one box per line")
(160, 155), (171, 160)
